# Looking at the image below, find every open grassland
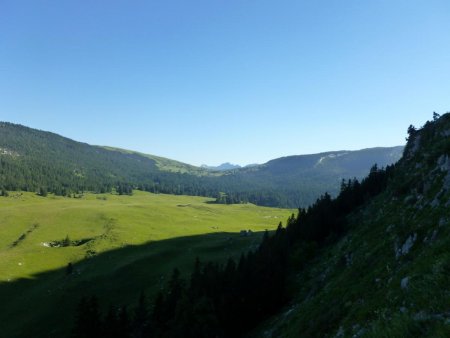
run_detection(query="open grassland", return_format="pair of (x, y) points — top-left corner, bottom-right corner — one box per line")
(0, 191), (292, 337)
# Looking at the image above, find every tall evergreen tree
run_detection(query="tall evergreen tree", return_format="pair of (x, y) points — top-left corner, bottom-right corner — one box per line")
(133, 292), (150, 338)
(72, 296), (102, 338)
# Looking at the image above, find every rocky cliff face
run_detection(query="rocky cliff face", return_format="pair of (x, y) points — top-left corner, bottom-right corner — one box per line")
(258, 113), (450, 337)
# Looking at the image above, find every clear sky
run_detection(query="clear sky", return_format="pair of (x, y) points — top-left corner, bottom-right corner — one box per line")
(1, 1), (449, 166)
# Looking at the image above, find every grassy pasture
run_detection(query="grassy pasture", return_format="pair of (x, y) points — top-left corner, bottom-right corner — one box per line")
(0, 191), (292, 337)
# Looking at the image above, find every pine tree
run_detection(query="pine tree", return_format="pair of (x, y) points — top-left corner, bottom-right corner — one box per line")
(103, 305), (119, 338)
(166, 268), (184, 319)
(133, 292), (150, 338)
(117, 306), (131, 338)
(152, 291), (166, 333)
(72, 296), (102, 338)
(38, 187), (48, 197)
(406, 124), (417, 141)
(66, 262), (73, 275)
(62, 235), (71, 247)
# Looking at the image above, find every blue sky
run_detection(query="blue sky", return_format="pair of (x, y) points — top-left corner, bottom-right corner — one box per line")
(1, 1), (449, 166)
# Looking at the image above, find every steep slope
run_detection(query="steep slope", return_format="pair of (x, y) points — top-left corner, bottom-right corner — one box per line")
(0, 122), (402, 207)
(258, 113), (450, 337)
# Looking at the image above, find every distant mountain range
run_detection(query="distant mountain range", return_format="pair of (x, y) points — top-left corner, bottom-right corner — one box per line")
(201, 162), (242, 171)
(0, 121), (404, 207)
(201, 163), (261, 171)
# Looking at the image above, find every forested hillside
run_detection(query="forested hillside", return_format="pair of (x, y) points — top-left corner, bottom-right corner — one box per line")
(67, 113), (450, 338)
(0, 122), (402, 207)
(0, 122), (212, 196)
(222, 146), (403, 207)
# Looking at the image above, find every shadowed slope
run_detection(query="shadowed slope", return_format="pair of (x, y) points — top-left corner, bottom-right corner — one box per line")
(0, 231), (267, 338)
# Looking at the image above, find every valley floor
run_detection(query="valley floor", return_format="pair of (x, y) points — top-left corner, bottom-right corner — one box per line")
(0, 191), (292, 337)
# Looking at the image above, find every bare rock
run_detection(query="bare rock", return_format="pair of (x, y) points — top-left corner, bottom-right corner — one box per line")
(430, 197), (441, 208)
(397, 233), (417, 257)
(410, 135), (422, 156)
(386, 224), (394, 233)
(441, 129), (450, 137)
(443, 172), (450, 191)
(437, 155), (450, 172)
(335, 326), (345, 337)
(430, 229), (438, 242)
(401, 276), (410, 290)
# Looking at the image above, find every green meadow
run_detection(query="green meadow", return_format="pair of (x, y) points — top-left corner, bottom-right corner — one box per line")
(0, 191), (292, 337)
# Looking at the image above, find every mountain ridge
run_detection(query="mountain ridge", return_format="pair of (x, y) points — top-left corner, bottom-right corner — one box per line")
(0, 121), (403, 207)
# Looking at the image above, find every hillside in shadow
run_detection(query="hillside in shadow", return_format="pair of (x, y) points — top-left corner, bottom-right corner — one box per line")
(0, 231), (264, 338)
